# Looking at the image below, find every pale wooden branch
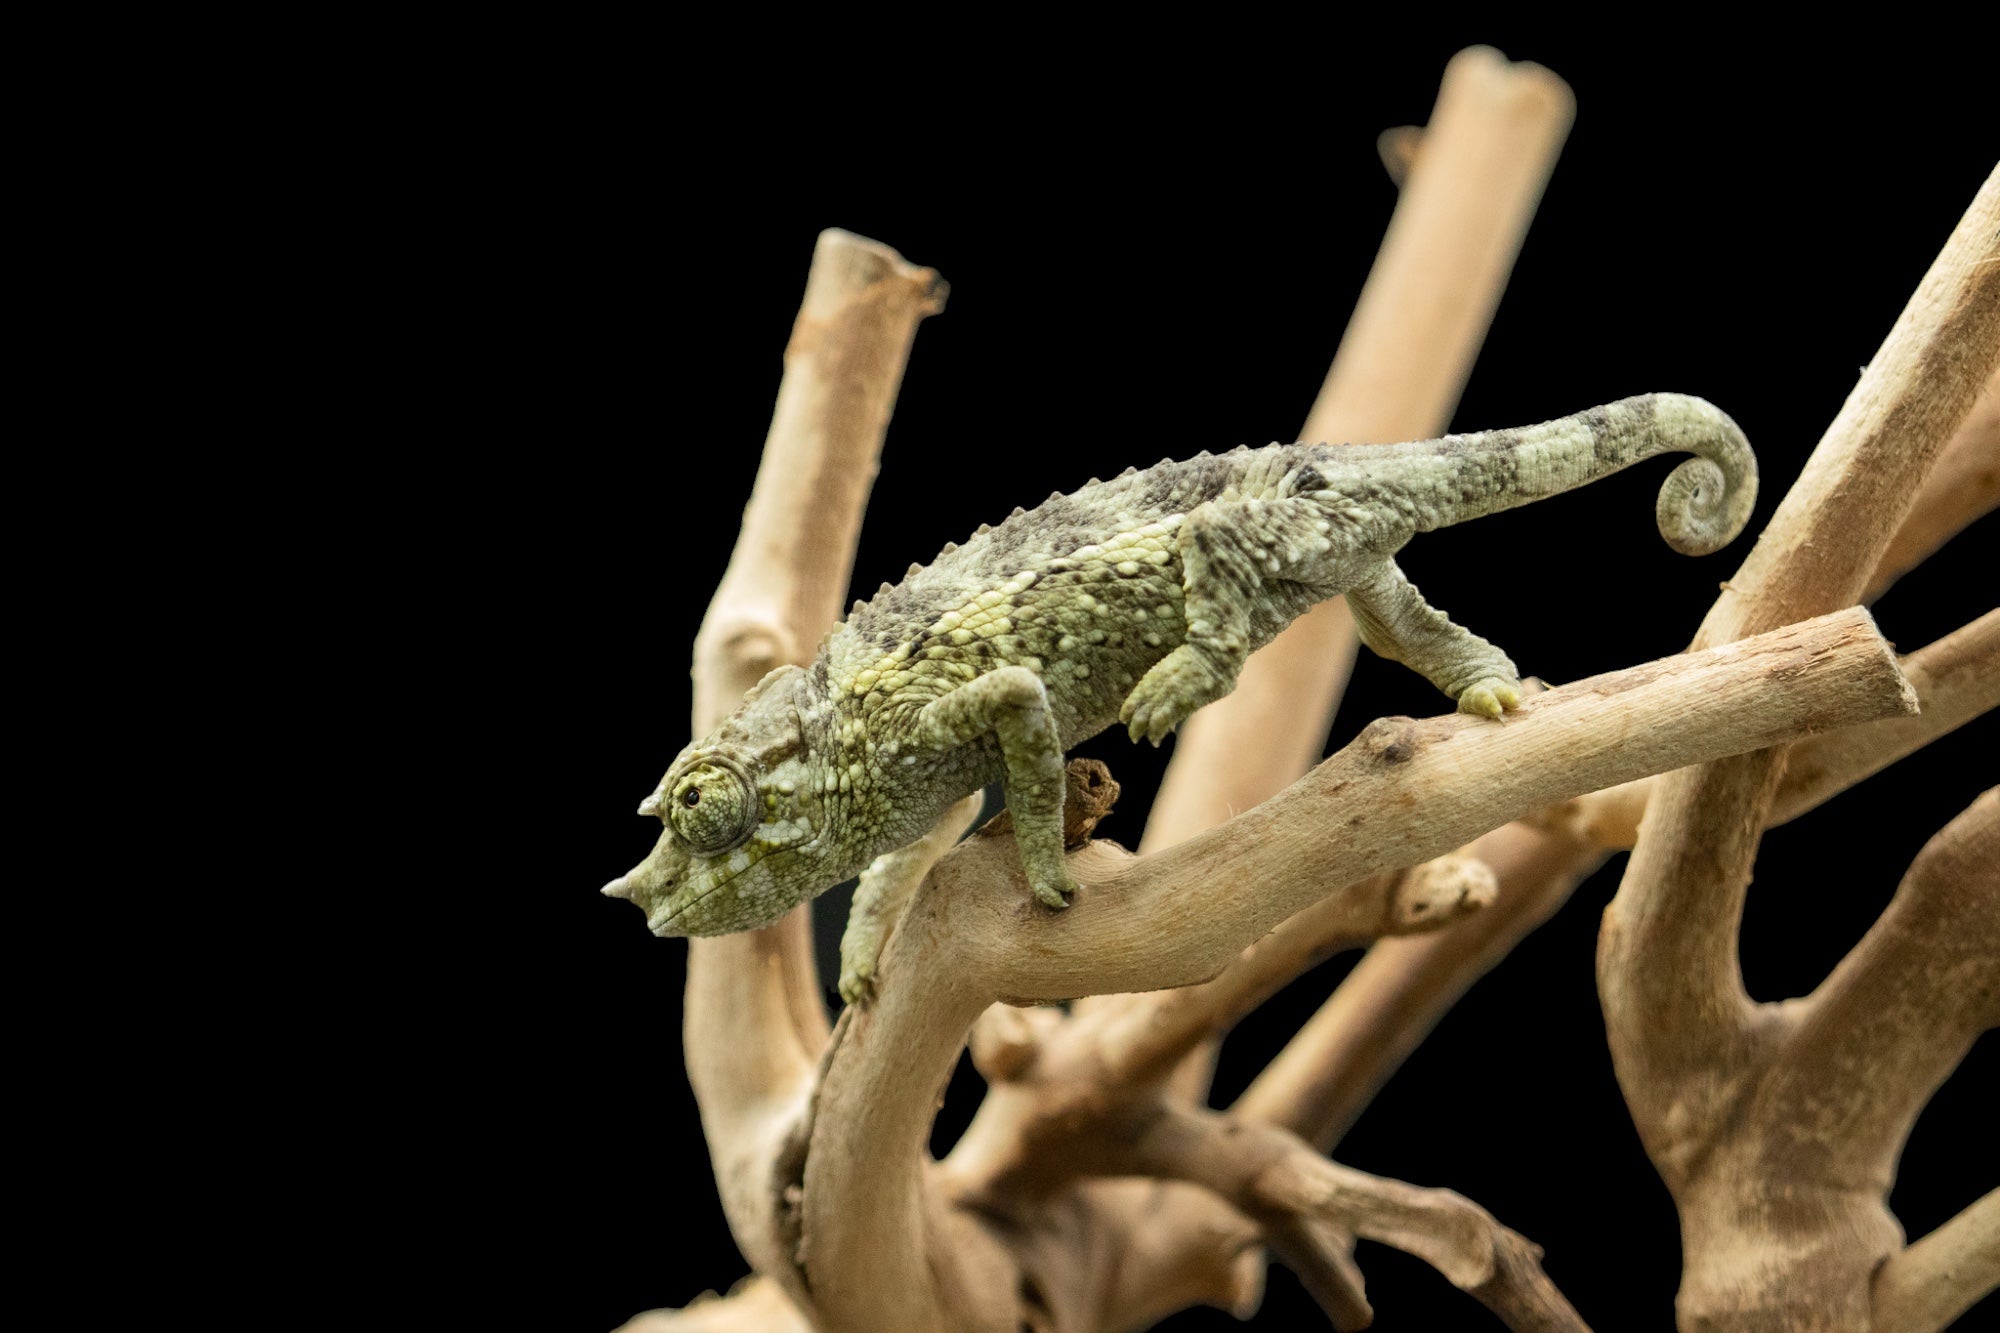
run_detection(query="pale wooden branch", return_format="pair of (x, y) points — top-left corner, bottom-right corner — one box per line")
(996, 1178), (1268, 1333)
(1142, 46), (1574, 855)
(1872, 1188), (2000, 1333)
(799, 608), (1911, 1330)
(1236, 818), (1601, 1148)
(681, 229), (944, 1304)
(1601, 166), (2000, 1109)
(1867, 362), (2000, 602)
(964, 609), (1910, 1005)
(1116, 1105), (1589, 1331)
(1759, 789), (1999, 1177)
(1250, 492), (1999, 1157)
(1560, 608), (2000, 850)
(1588, 168), (2000, 1330)
(1079, 858), (1495, 1090)
(617, 1278), (813, 1333)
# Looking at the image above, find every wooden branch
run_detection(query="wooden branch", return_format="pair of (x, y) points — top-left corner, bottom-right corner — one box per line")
(1015, 1179), (1269, 1333)
(1118, 1105), (1589, 1331)
(1251, 609), (1992, 1151)
(1236, 820), (1601, 1148)
(971, 609), (1910, 1004)
(1079, 858), (1495, 1090)
(1867, 362), (2000, 602)
(799, 609), (1910, 1330)
(1759, 789), (1999, 1176)
(1561, 608), (2000, 849)
(1265, 1216), (1373, 1330)
(1247, 487), (1997, 1158)
(1872, 1188), (2000, 1333)
(682, 229), (944, 1300)
(1142, 47), (1574, 854)
(1601, 167), (2000, 1111)
(616, 1278), (812, 1333)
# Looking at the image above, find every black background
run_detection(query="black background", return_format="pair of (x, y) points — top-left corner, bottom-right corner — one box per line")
(448, 28), (1996, 1332)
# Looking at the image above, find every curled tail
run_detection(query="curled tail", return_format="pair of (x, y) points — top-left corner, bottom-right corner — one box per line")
(1397, 393), (1758, 555)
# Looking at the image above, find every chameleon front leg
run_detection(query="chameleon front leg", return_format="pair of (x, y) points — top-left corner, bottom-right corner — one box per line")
(914, 666), (1076, 910)
(1122, 498), (1332, 744)
(838, 791), (985, 1005)
(1345, 558), (1522, 718)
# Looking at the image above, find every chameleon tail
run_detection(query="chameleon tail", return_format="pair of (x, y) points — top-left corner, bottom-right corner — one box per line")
(1398, 393), (1759, 556)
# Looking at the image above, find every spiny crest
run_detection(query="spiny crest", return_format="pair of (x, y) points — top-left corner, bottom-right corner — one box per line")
(1118, 465), (1138, 478)
(1229, 443), (1250, 455)
(1047, 490), (1062, 502)
(851, 598), (865, 616)
(1009, 506), (1025, 519)
(1086, 476), (1101, 486)
(975, 522), (992, 536)
(877, 581), (893, 596)
(1195, 449), (1212, 460)
(905, 562), (922, 578)
(940, 540), (959, 555)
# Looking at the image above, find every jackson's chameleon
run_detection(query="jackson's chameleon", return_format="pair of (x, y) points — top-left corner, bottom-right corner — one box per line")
(603, 393), (1756, 999)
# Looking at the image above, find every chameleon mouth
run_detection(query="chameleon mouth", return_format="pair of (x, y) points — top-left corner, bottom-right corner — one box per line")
(642, 827), (830, 937)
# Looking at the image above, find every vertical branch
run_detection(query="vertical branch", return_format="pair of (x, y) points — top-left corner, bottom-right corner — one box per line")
(1867, 363), (2000, 601)
(1600, 166), (2000, 1114)
(1142, 47), (1575, 851)
(683, 229), (944, 1291)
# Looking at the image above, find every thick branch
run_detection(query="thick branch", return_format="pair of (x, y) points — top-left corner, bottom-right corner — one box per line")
(800, 609), (1911, 1329)
(1143, 46), (1574, 853)
(1562, 608), (2000, 849)
(965, 609), (1910, 1005)
(1119, 1106), (1589, 1331)
(1602, 167), (2000, 1109)
(1237, 509), (1997, 1155)
(1872, 1188), (2000, 1333)
(682, 229), (944, 1298)
(1867, 362), (2000, 602)
(1249, 606), (1990, 1150)
(1756, 789), (1999, 1180)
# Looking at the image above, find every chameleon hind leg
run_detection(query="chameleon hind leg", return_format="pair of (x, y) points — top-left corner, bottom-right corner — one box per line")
(915, 666), (1075, 909)
(1122, 497), (1337, 744)
(1345, 558), (1522, 718)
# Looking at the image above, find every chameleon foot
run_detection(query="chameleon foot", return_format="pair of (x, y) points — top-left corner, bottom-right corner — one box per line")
(1121, 645), (1230, 745)
(838, 959), (878, 1007)
(1456, 676), (1523, 720)
(1028, 866), (1078, 911)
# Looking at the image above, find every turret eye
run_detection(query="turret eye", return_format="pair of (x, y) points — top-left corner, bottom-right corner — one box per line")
(667, 760), (753, 854)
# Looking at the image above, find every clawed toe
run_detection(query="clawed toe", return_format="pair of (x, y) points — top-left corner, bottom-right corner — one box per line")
(1031, 873), (1078, 911)
(838, 963), (878, 1007)
(1457, 677), (1523, 720)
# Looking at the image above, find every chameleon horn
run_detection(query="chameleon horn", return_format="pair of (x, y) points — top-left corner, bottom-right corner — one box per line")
(637, 793), (663, 817)
(601, 875), (633, 900)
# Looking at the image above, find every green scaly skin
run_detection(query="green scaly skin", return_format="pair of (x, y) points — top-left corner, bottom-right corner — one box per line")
(604, 393), (1757, 996)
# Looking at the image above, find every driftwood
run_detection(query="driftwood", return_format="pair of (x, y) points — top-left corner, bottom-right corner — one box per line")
(612, 50), (1998, 1333)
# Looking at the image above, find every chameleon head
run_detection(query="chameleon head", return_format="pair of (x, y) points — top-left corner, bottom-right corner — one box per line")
(600, 665), (839, 936)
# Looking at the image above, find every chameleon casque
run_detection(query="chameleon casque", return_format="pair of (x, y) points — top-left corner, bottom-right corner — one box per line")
(604, 393), (1757, 997)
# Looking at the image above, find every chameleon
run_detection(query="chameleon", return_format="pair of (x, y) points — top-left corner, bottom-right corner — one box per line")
(602, 393), (1757, 998)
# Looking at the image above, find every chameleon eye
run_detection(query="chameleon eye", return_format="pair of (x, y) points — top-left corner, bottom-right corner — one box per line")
(667, 761), (753, 854)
